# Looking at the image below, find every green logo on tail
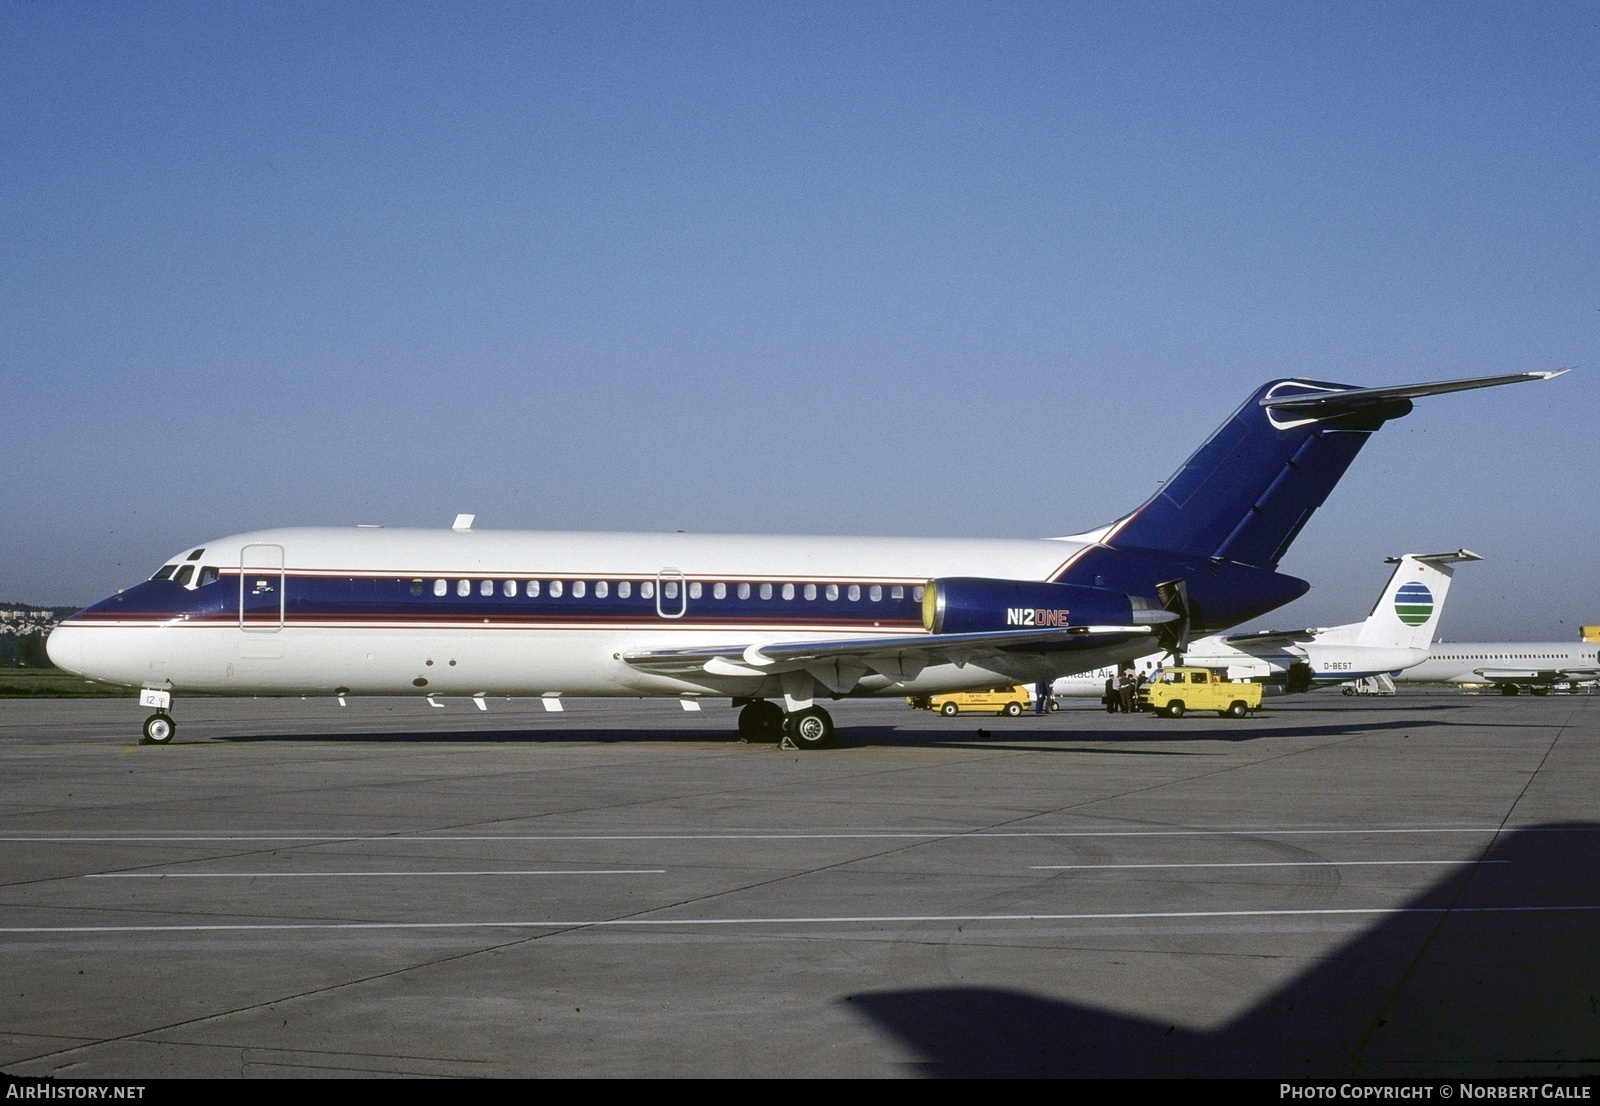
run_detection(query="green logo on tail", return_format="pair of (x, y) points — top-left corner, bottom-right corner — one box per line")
(1394, 582), (1434, 627)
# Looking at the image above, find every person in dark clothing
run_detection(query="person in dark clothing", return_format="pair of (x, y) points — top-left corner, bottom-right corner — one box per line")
(1118, 670), (1135, 713)
(1104, 675), (1119, 713)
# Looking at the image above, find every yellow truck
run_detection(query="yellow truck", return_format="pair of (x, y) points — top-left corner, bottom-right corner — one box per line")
(1140, 667), (1262, 719)
(910, 685), (1036, 717)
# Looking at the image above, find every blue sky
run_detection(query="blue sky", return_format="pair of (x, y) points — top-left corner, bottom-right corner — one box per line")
(3, 2), (1595, 639)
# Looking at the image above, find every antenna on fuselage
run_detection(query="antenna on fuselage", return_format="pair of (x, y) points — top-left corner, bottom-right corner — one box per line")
(452, 514), (476, 532)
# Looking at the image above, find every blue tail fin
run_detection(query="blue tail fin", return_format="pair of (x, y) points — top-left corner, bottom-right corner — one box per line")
(1107, 379), (1412, 569)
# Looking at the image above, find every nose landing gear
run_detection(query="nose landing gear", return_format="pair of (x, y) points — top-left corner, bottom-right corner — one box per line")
(138, 688), (176, 745)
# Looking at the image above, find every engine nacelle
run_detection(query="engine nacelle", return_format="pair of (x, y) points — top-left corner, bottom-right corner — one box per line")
(922, 577), (1165, 635)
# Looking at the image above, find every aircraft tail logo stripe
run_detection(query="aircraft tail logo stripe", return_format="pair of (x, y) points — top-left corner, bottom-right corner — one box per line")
(1394, 582), (1434, 626)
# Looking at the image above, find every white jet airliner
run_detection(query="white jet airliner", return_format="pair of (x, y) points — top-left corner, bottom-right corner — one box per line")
(47, 371), (1565, 748)
(1052, 549), (1480, 698)
(1396, 642), (1600, 694)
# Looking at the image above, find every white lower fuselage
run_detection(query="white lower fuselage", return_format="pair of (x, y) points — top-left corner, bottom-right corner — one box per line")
(48, 527), (1161, 701)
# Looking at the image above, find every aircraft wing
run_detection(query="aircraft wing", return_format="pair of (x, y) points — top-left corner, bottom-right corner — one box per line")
(622, 625), (1159, 691)
(1218, 629), (1318, 647)
(1476, 666), (1600, 683)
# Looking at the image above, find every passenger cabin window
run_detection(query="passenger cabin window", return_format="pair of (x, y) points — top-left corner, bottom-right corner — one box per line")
(480, 580), (494, 597)
(689, 582), (702, 600)
(891, 586), (904, 600)
(457, 580), (471, 597)
(550, 580), (564, 598)
(738, 583), (750, 600)
(595, 581), (608, 598)
(713, 582), (726, 600)
(617, 581), (630, 598)
(663, 581), (678, 600)
(760, 583), (772, 600)
(804, 584), (817, 601)
(411, 579), (424, 597)
(573, 581), (586, 598)
(846, 585), (858, 601)
(826, 584), (840, 601)
(527, 580), (540, 597)
(782, 584), (795, 601)
(869, 585), (881, 602)
(641, 581), (654, 599)
(503, 580), (517, 597)
(434, 580), (448, 597)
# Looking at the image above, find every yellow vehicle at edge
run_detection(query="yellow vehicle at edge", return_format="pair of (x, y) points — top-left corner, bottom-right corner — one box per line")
(912, 685), (1034, 718)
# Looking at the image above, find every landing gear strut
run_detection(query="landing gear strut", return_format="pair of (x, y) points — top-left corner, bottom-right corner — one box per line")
(142, 712), (176, 745)
(783, 706), (835, 750)
(737, 700), (785, 743)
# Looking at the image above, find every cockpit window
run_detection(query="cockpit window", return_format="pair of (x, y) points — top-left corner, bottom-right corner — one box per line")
(197, 566), (220, 588)
(186, 548), (205, 562)
(173, 564), (195, 587)
(151, 565), (176, 581)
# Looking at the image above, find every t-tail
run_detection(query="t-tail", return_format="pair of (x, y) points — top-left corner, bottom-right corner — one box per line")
(1104, 373), (1562, 570)
(1313, 550), (1482, 651)
(1056, 371), (1563, 633)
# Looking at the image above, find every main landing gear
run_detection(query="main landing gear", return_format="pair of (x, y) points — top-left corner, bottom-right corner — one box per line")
(738, 700), (785, 742)
(783, 706), (835, 750)
(736, 700), (836, 750)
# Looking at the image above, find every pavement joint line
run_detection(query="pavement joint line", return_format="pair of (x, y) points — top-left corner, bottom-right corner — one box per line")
(0, 827), (1536, 842)
(87, 869), (669, 878)
(1030, 859), (1511, 869)
(2, 903), (1598, 934)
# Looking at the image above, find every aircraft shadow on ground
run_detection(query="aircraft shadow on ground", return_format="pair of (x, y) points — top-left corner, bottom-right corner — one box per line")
(847, 823), (1600, 1078)
(212, 716), (1454, 747)
(894, 717), (1454, 747)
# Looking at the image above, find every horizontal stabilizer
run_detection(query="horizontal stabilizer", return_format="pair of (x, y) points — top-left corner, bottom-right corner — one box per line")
(1260, 371), (1568, 413)
(1388, 549), (1483, 565)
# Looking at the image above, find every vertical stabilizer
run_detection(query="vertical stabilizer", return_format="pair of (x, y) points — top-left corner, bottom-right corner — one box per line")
(1104, 372), (1562, 570)
(1106, 380), (1410, 568)
(1354, 550), (1480, 649)
(1313, 550), (1482, 649)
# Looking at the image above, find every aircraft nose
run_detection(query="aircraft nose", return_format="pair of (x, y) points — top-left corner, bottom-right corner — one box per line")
(45, 624), (82, 674)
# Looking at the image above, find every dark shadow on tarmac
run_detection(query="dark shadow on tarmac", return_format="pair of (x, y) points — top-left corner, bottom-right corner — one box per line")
(212, 715), (1456, 748)
(847, 823), (1600, 1078)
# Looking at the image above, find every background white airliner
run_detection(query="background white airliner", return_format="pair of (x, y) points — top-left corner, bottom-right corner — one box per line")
(1396, 641), (1600, 694)
(47, 371), (1563, 748)
(1052, 550), (1480, 698)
